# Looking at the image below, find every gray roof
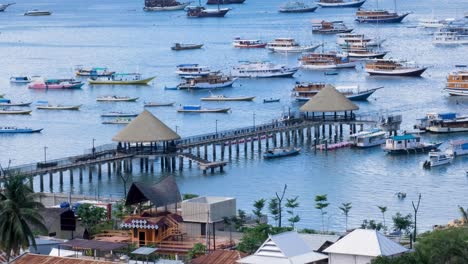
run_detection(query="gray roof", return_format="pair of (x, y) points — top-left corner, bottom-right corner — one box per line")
(112, 110), (180, 143)
(132, 247), (158, 255)
(299, 233), (341, 251)
(299, 84), (359, 113)
(270, 231), (311, 257)
(125, 176), (182, 207)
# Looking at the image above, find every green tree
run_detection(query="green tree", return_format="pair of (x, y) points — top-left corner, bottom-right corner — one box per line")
(377, 206), (387, 228)
(392, 212), (413, 236)
(237, 224), (291, 254)
(339, 202), (352, 231)
(285, 196), (300, 229)
(76, 203), (107, 235)
(361, 219), (384, 231)
(268, 198), (280, 225)
(187, 243), (206, 260)
(222, 216), (234, 245)
(252, 198), (266, 224)
(233, 209), (247, 231)
(315, 194), (329, 233)
(0, 175), (47, 261)
(275, 185), (288, 228)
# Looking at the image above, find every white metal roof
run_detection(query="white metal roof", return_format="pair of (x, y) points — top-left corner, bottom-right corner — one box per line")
(323, 229), (408, 257)
(299, 233), (341, 251)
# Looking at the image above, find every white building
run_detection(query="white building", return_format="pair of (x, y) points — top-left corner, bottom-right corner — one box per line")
(323, 229), (408, 264)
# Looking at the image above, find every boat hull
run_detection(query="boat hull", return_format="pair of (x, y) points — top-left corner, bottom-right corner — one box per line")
(366, 67), (427, 77)
(356, 13), (409, 23)
(0, 102), (32, 107)
(426, 126), (468, 133)
(279, 6), (318, 13)
(96, 97), (139, 102)
(37, 105), (82, 110)
(444, 88), (468, 96)
(206, 0), (245, 4)
(263, 148), (301, 159)
(201, 96), (255, 101)
(318, 0), (366, 8)
(0, 110), (32, 115)
(144, 2), (191, 11)
(180, 79), (237, 89)
(28, 83), (84, 89)
(24, 11), (52, 16)
(187, 8), (230, 17)
(232, 69), (298, 78)
(172, 44), (204, 50)
(177, 108), (230, 113)
(88, 76), (155, 85)
(301, 61), (357, 69)
(144, 102), (175, 107)
(312, 28), (353, 34)
(234, 44), (267, 48)
(384, 143), (442, 154)
(268, 44), (320, 53)
(0, 128), (42, 133)
(347, 52), (387, 59)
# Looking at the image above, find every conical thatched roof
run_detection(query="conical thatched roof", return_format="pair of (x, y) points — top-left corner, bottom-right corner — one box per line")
(112, 110), (180, 142)
(300, 84), (359, 112)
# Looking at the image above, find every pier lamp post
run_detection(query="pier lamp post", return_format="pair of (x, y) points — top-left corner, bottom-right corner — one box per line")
(92, 138), (96, 158)
(43, 146), (48, 163)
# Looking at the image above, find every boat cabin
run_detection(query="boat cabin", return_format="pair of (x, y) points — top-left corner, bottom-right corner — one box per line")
(447, 71), (468, 89)
(268, 38), (299, 47)
(356, 9), (397, 18)
(385, 134), (421, 151)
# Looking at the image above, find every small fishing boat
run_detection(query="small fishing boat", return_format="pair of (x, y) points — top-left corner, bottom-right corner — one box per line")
(144, 102), (175, 107)
(0, 101), (32, 107)
(96, 96), (139, 102)
(232, 38), (267, 48)
(102, 118), (133, 124)
(37, 104), (82, 110)
(317, 0), (366, 8)
(383, 134), (442, 154)
(231, 61), (298, 78)
(0, 109), (32, 115)
(28, 78), (84, 89)
(267, 38), (321, 53)
(263, 98), (280, 103)
(177, 74), (237, 89)
(299, 52), (357, 69)
(312, 20), (353, 34)
(325, 71), (338, 75)
(446, 140), (468, 156)
(75, 66), (114, 77)
(88, 73), (156, 85)
(171, 43), (204, 50)
(349, 128), (386, 147)
(365, 59), (427, 76)
(206, 0), (245, 4)
(355, 9), (410, 23)
(0, 3), (14, 12)
(177, 105), (230, 113)
(10, 76), (35, 84)
(279, 1), (318, 13)
(444, 71), (468, 96)
(423, 151), (453, 168)
(24, 10), (52, 16)
(0, 126), (42, 133)
(176, 64), (212, 78)
(186, 6), (230, 18)
(415, 112), (468, 133)
(144, 0), (192, 11)
(101, 112), (138, 117)
(263, 147), (301, 159)
(200, 94), (255, 101)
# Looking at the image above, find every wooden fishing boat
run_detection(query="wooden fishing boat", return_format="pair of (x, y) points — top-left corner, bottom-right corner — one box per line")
(444, 71), (468, 96)
(317, 0), (366, 8)
(365, 59), (427, 76)
(263, 147), (301, 159)
(178, 74), (237, 89)
(102, 118), (133, 124)
(144, 102), (175, 107)
(28, 78), (84, 89)
(177, 105), (230, 113)
(37, 104), (82, 110)
(24, 10), (52, 16)
(144, 0), (192, 11)
(233, 38), (267, 48)
(0, 3), (14, 12)
(101, 112), (138, 117)
(415, 112), (468, 133)
(299, 52), (357, 69)
(0, 101), (32, 107)
(171, 43), (204, 50)
(88, 73), (156, 85)
(267, 38), (321, 53)
(0, 126), (43, 133)
(312, 20), (353, 34)
(0, 109), (32, 115)
(292, 83), (382, 101)
(263, 98), (280, 103)
(355, 9), (410, 23)
(96, 96), (139, 102)
(200, 95), (255, 101)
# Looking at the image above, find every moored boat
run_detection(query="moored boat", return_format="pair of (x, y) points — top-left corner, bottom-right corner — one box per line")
(365, 59), (427, 76)
(24, 10), (52, 16)
(171, 43), (204, 50)
(176, 64), (212, 78)
(383, 134), (442, 154)
(231, 61), (298, 78)
(0, 109), (32, 115)
(423, 151), (453, 168)
(336, 33), (385, 47)
(0, 3), (14, 12)
(418, 18), (448, 28)
(28, 78), (84, 89)
(207, 0), (245, 4)
(144, 102), (175, 107)
(292, 82), (381, 101)
(10, 76), (36, 84)
(233, 38), (267, 48)
(299, 52), (357, 69)
(415, 112), (468, 133)
(96, 96), (139, 102)
(186, 6), (230, 17)
(341, 45), (387, 59)
(37, 104), (82, 110)
(446, 139), (468, 156)
(144, 0), (191, 11)
(444, 71), (468, 96)
(266, 38), (320, 53)
(349, 128), (386, 147)
(102, 118), (133, 125)
(177, 73), (237, 89)
(200, 94), (255, 101)
(432, 31), (468, 46)
(317, 0), (366, 8)
(355, 9), (410, 23)
(0, 99), (32, 107)
(311, 20), (353, 34)
(263, 98), (280, 103)
(263, 147), (301, 159)
(279, 1), (318, 13)
(101, 112), (138, 117)
(75, 66), (114, 77)
(0, 126), (42, 133)
(88, 73), (155, 85)
(177, 105), (230, 113)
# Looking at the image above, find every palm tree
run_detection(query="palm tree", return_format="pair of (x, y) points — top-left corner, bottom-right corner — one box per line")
(315, 194), (329, 233)
(459, 206), (468, 225)
(0, 175), (47, 261)
(339, 202), (352, 231)
(378, 206), (387, 229)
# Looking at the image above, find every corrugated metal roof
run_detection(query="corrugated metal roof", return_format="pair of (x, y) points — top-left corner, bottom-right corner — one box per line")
(299, 233), (341, 251)
(299, 84), (359, 112)
(11, 253), (113, 263)
(131, 247), (158, 255)
(323, 229), (408, 257)
(60, 239), (127, 251)
(191, 250), (247, 264)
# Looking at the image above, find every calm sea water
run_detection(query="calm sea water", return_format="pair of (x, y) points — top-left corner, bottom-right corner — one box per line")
(0, 0), (467, 231)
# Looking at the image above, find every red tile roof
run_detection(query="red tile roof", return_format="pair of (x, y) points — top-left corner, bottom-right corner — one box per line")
(11, 253), (114, 264)
(191, 250), (247, 264)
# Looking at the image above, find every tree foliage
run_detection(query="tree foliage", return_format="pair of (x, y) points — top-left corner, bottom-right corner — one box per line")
(76, 203), (107, 235)
(315, 194), (329, 233)
(361, 219), (384, 231)
(182, 193), (199, 200)
(339, 202), (352, 231)
(187, 243), (206, 260)
(392, 212), (413, 235)
(285, 196), (300, 228)
(252, 199), (266, 223)
(237, 224), (292, 254)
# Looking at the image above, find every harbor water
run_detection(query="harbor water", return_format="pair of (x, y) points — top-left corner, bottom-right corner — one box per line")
(0, 0), (467, 231)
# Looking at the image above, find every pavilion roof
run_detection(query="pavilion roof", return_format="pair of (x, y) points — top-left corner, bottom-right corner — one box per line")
(299, 84), (359, 113)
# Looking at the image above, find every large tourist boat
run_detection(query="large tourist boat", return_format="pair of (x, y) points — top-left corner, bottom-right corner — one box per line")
(312, 20), (353, 34)
(383, 134), (442, 154)
(432, 31), (468, 45)
(186, 6), (230, 17)
(266, 38), (320, 53)
(446, 139), (468, 156)
(177, 73), (237, 89)
(24, 10), (52, 16)
(349, 128), (387, 148)
(423, 151), (453, 168)
(299, 52), (357, 69)
(0, 3), (14, 12)
(28, 78), (84, 89)
(355, 9), (410, 23)
(279, 1), (318, 13)
(444, 71), (468, 96)
(96, 96), (139, 102)
(291, 83), (381, 101)
(143, 0), (191, 11)
(88, 73), (156, 85)
(177, 105), (230, 113)
(75, 66), (114, 77)
(0, 126), (43, 134)
(231, 61), (298, 78)
(336, 33), (385, 47)
(341, 45), (387, 59)
(171, 43), (204, 50)
(232, 38), (267, 48)
(418, 18), (449, 28)
(206, 0), (245, 4)
(263, 147), (301, 159)
(415, 112), (468, 133)
(175, 64), (212, 78)
(200, 94), (255, 101)
(364, 59), (427, 76)
(317, 0), (366, 8)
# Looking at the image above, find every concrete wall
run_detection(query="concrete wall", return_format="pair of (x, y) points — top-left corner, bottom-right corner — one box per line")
(329, 253), (374, 264)
(181, 222), (203, 237)
(181, 197), (236, 223)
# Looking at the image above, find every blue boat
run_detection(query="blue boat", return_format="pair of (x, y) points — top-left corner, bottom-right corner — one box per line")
(383, 134), (442, 154)
(264, 147), (301, 159)
(318, 0), (366, 8)
(355, 10), (410, 23)
(0, 126), (43, 133)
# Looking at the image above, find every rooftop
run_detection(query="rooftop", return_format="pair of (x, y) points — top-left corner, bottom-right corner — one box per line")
(125, 176), (182, 207)
(184, 196), (235, 205)
(299, 84), (359, 113)
(11, 253), (113, 264)
(191, 250), (247, 264)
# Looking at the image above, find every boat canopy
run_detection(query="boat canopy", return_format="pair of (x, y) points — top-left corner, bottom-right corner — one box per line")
(113, 73), (141, 76)
(182, 105), (201, 110)
(392, 134), (417, 141)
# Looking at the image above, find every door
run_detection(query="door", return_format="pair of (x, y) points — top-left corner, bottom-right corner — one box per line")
(200, 223), (206, 236)
(139, 231), (146, 246)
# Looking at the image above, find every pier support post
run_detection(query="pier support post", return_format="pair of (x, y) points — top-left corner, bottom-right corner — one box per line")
(250, 137), (254, 153)
(334, 125), (338, 142)
(328, 125), (332, 139)
(59, 171), (63, 185)
(322, 125), (325, 138)
(286, 131), (290, 146)
(145, 158), (149, 172)
(70, 170), (74, 185)
(204, 145), (208, 160)
(228, 144), (232, 159)
(79, 167), (83, 182)
(179, 156), (183, 171)
(221, 144), (225, 160)
(160, 157), (164, 170)
(257, 135), (261, 152)
(129, 159), (133, 173)
(266, 135), (270, 150)
(280, 132), (284, 147)
(189, 159), (192, 168)
(197, 146), (200, 157)
(171, 157), (176, 171)
(140, 158), (144, 172)
(107, 163), (111, 178)
(360, 124), (364, 132)
(212, 143), (216, 161)
(273, 133), (277, 147)
(88, 167), (93, 182)
(98, 163), (102, 179)
(49, 173), (53, 190)
(150, 160), (154, 173)
(339, 124), (343, 138)
(29, 176), (33, 191)
(293, 130), (298, 146)
(244, 139), (247, 154)
(39, 174), (44, 192)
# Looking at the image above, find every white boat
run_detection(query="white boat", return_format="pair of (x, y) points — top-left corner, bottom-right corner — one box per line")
(446, 140), (468, 156)
(266, 38), (321, 53)
(365, 59), (427, 76)
(336, 33), (385, 47)
(175, 64), (212, 78)
(9, 76), (38, 84)
(200, 94), (255, 101)
(418, 18), (447, 28)
(311, 20), (354, 34)
(423, 151), (453, 168)
(101, 112), (138, 117)
(143, 1), (191, 11)
(299, 52), (357, 69)
(383, 134), (442, 154)
(349, 129), (386, 148)
(37, 104), (81, 110)
(433, 31), (468, 45)
(232, 38), (267, 48)
(0, 109), (32, 115)
(0, 101), (32, 107)
(177, 74), (237, 89)
(102, 118), (133, 124)
(415, 112), (468, 133)
(263, 148), (301, 159)
(231, 62), (298, 78)
(177, 105), (230, 113)
(144, 102), (175, 107)
(24, 10), (52, 16)
(444, 70), (468, 96)
(96, 96), (139, 102)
